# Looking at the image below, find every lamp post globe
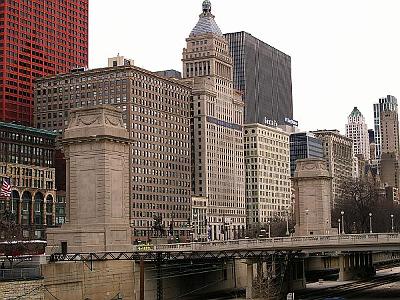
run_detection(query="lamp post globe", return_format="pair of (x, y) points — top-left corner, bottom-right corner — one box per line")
(340, 211), (345, 234)
(369, 212), (373, 234)
(391, 214), (394, 233)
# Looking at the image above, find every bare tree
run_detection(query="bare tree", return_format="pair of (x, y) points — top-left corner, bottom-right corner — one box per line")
(333, 178), (395, 233)
(253, 261), (279, 300)
(246, 216), (295, 239)
(253, 254), (291, 300)
(0, 210), (25, 268)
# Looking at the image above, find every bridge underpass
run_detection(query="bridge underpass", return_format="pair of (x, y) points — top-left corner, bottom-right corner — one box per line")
(44, 233), (400, 299)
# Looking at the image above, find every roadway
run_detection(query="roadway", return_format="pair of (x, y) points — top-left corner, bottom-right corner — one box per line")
(139, 233), (400, 254)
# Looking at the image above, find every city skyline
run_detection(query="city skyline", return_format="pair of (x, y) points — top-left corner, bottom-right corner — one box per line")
(89, 0), (400, 133)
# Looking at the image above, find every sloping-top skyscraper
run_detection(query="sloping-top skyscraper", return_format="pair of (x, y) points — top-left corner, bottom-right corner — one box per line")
(224, 31), (293, 125)
(0, 0), (89, 125)
(374, 95), (398, 159)
(346, 107), (370, 160)
(182, 0), (246, 240)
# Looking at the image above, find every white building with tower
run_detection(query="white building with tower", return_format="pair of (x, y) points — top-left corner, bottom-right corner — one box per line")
(346, 107), (370, 161)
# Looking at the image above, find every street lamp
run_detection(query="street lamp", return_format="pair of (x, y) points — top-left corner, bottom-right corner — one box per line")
(391, 214), (394, 233)
(193, 213), (198, 242)
(338, 218), (341, 235)
(341, 211), (345, 234)
(305, 209), (309, 235)
(326, 219), (329, 235)
(267, 220), (271, 238)
(286, 210), (290, 236)
(369, 212), (373, 234)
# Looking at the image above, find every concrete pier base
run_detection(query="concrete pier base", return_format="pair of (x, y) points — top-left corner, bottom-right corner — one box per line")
(246, 262), (253, 299)
(339, 252), (376, 281)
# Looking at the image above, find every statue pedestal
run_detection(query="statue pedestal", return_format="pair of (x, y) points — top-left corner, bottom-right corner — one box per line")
(46, 106), (132, 254)
(293, 158), (334, 236)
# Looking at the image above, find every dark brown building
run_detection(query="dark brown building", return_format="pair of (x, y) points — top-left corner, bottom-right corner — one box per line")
(34, 65), (192, 240)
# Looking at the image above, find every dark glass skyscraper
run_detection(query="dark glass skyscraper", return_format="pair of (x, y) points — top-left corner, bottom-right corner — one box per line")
(290, 132), (324, 177)
(224, 31), (293, 124)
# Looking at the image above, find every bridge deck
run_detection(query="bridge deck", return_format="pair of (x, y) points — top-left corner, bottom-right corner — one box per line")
(142, 233), (400, 253)
(47, 234), (400, 263)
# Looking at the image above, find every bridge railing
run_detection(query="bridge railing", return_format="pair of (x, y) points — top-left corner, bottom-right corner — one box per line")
(134, 233), (400, 252)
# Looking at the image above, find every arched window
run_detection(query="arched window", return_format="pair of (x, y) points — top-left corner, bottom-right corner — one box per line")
(46, 195), (54, 226)
(34, 192), (44, 225)
(11, 190), (20, 222)
(21, 191), (32, 225)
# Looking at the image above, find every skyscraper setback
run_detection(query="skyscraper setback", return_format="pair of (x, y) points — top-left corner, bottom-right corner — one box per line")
(182, 0), (246, 240)
(224, 31), (293, 125)
(0, 0), (89, 125)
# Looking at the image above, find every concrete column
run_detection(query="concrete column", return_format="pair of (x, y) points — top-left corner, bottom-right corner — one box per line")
(350, 253), (355, 270)
(345, 254), (350, 271)
(289, 259), (306, 291)
(354, 253), (359, 269)
(65, 158), (70, 223)
(271, 255), (276, 277)
(43, 201), (47, 226)
(30, 198), (34, 225)
(256, 261), (263, 280)
(368, 253), (373, 267)
(339, 254), (352, 281)
(360, 253), (365, 267)
(246, 263), (253, 300)
(262, 261), (267, 276)
(365, 253), (369, 267)
(18, 199), (22, 224)
(52, 200), (56, 226)
(348, 254), (352, 270)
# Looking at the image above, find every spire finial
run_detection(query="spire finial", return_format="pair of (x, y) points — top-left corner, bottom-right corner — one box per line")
(202, 0), (211, 13)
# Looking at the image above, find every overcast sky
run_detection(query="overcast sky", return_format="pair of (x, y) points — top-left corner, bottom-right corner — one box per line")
(89, 0), (400, 133)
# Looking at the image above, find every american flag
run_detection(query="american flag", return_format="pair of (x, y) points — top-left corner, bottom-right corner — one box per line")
(0, 178), (11, 198)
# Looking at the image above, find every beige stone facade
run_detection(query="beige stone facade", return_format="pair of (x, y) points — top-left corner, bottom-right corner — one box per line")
(42, 261), (135, 300)
(293, 158), (334, 236)
(312, 130), (353, 207)
(191, 196), (208, 241)
(379, 104), (400, 195)
(182, 2), (246, 240)
(108, 54), (134, 67)
(381, 110), (399, 154)
(380, 152), (400, 189)
(34, 65), (192, 240)
(244, 124), (291, 227)
(0, 279), (44, 300)
(46, 106), (132, 253)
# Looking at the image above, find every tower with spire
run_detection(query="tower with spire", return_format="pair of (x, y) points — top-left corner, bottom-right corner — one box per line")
(346, 106), (370, 161)
(182, 1), (246, 240)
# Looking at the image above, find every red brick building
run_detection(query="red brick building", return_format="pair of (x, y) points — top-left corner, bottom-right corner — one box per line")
(0, 0), (89, 125)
